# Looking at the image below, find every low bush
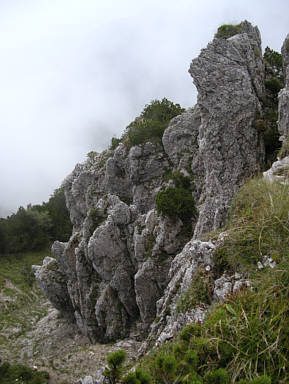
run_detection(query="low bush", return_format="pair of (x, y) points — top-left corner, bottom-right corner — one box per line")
(155, 187), (197, 222)
(122, 98), (185, 148)
(0, 362), (49, 384)
(104, 350), (126, 384)
(215, 24), (242, 39)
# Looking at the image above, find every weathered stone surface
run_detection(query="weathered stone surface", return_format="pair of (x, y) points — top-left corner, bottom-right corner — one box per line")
(281, 34), (289, 85)
(33, 257), (74, 319)
(278, 35), (289, 139)
(189, 20), (265, 237)
(263, 156), (289, 184)
(142, 240), (215, 348)
(35, 138), (190, 342)
(162, 106), (200, 170)
(34, 21), (271, 345)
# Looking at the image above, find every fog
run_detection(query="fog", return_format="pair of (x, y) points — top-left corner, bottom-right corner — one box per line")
(0, 0), (288, 216)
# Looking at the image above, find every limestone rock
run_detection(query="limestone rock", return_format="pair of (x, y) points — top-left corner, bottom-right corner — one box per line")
(34, 20), (270, 345)
(189, 20), (265, 237)
(263, 156), (289, 184)
(33, 257), (74, 319)
(142, 240), (215, 348)
(278, 34), (289, 139)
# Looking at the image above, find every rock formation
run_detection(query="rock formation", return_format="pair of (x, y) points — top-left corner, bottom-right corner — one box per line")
(278, 34), (289, 139)
(34, 21), (273, 344)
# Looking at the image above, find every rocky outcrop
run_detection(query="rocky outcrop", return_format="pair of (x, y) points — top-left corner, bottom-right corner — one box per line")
(34, 21), (269, 344)
(189, 20), (265, 237)
(278, 34), (289, 139)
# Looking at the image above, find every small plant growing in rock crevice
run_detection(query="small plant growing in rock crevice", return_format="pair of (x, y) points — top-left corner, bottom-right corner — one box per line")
(176, 267), (214, 313)
(89, 207), (107, 235)
(155, 187), (197, 223)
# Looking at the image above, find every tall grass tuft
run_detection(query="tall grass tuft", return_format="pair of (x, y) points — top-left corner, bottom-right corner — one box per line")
(213, 178), (289, 272)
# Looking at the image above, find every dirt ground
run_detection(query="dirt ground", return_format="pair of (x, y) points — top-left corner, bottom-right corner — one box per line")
(1, 300), (141, 383)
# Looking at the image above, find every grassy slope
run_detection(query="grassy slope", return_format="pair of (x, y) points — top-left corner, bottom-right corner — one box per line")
(130, 178), (289, 384)
(0, 250), (49, 349)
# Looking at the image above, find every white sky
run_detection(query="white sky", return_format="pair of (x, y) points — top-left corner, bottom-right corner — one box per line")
(0, 0), (288, 216)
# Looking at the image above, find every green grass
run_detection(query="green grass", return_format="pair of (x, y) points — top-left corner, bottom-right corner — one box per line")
(211, 178), (289, 273)
(135, 263), (289, 383)
(117, 177), (289, 383)
(0, 249), (49, 343)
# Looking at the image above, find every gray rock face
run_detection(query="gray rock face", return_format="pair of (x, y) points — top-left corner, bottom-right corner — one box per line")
(278, 35), (289, 139)
(263, 156), (289, 184)
(34, 21), (269, 344)
(189, 20), (265, 237)
(142, 240), (215, 349)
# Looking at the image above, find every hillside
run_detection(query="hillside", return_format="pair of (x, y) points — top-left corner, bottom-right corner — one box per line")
(1, 20), (289, 383)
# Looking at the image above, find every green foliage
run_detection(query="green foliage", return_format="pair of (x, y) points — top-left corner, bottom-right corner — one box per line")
(0, 361), (49, 384)
(260, 47), (284, 165)
(89, 207), (107, 235)
(249, 376), (271, 384)
(163, 170), (194, 191)
(263, 47), (283, 78)
(177, 267), (214, 312)
(0, 250), (49, 345)
(122, 369), (152, 384)
(155, 187), (197, 222)
(211, 178), (289, 273)
(215, 24), (242, 39)
(132, 177), (289, 383)
(204, 369), (229, 384)
(0, 188), (72, 255)
(265, 77), (282, 95)
(122, 98), (185, 148)
(104, 350), (126, 384)
(110, 137), (122, 150)
(44, 187), (72, 242)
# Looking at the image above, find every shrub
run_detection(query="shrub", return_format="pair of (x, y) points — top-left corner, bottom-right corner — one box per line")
(110, 137), (122, 150)
(204, 368), (229, 384)
(215, 24), (242, 39)
(123, 98), (185, 148)
(265, 78), (283, 95)
(262, 47), (284, 165)
(264, 47), (283, 76)
(155, 187), (197, 222)
(0, 362), (49, 384)
(104, 350), (126, 384)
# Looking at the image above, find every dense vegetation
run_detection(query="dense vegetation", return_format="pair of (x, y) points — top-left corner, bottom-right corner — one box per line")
(0, 188), (72, 255)
(260, 47), (284, 164)
(0, 362), (49, 384)
(0, 249), (50, 381)
(105, 176), (289, 383)
(118, 98), (185, 149)
(155, 187), (196, 223)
